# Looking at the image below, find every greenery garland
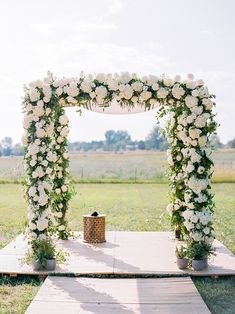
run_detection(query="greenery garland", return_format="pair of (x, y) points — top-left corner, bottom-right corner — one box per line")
(22, 71), (217, 257)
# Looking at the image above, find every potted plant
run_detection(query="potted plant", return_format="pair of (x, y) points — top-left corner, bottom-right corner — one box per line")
(187, 242), (216, 271)
(24, 238), (56, 271)
(175, 245), (189, 269)
(39, 238), (57, 271)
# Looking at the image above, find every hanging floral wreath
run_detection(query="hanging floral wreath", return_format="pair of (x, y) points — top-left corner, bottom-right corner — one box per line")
(22, 71), (217, 256)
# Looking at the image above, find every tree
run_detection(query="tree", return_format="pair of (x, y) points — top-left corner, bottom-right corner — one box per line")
(145, 126), (167, 151)
(12, 143), (24, 156)
(1, 137), (13, 156)
(104, 130), (131, 151)
(138, 140), (146, 150)
(209, 135), (223, 149)
(227, 138), (235, 148)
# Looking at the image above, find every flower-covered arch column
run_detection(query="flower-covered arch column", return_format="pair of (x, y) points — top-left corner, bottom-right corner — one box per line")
(22, 71), (217, 256)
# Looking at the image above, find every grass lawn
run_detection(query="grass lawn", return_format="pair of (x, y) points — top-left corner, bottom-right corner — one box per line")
(0, 276), (41, 314)
(0, 183), (235, 313)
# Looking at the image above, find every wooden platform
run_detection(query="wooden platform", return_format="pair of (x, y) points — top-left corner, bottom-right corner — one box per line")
(0, 231), (235, 276)
(25, 276), (210, 313)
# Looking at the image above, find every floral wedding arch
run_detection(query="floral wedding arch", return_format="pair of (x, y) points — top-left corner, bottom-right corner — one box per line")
(22, 71), (217, 255)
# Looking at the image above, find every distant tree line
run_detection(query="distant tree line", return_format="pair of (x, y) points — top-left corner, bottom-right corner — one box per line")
(68, 127), (168, 152)
(0, 129), (234, 156)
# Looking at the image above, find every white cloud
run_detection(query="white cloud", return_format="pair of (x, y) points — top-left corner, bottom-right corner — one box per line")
(108, 0), (123, 14)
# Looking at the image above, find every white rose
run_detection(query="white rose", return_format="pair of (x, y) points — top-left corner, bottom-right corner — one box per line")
(186, 114), (196, 124)
(46, 168), (52, 174)
(167, 155), (174, 166)
(191, 214), (199, 223)
(58, 225), (65, 231)
(123, 84), (133, 100)
(192, 89), (199, 97)
(29, 222), (37, 230)
(163, 77), (174, 87)
(157, 88), (168, 99)
(54, 211), (63, 218)
(67, 82), (79, 97)
(107, 79), (119, 91)
(56, 87), (63, 96)
(38, 194), (49, 206)
(41, 160), (48, 167)
(61, 185), (68, 192)
(56, 136), (64, 144)
(194, 115), (207, 128)
(189, 128), (201, 139)
(60, 127), (69, 137)
(172, 85), (185, 99)
(23, 114), (33, 129)
(28, 143), (39, 156)
(202, 98), (213, 110)
(184, 221), (194, 231)
(191, 106), (203, 116)
(185, 95), (198, 108)
(81, 81), (92, 93)
(191, 232), (202, 242)
(203, 227), (210, 235)
(28, 186), (37, 197)
(182, 209), (194, 220)
(59, 115), (69, 125)
(95, 86), (107, 98)
(186, 164), (194, 173)
(141, 91), (152, 101)
(37, 218), (48, 231)
(151, 83), (159, 91)
(30, 159), (37, 167)
(198, 136), (207, 147)
(29, 88), (40, 102)
(36, 128), (46, 138)
(131, 81), (143, 92)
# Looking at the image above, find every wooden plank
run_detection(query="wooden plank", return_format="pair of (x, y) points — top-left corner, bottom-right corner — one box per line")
(26, 277), (210, 314)
(0, 231), (235, 276)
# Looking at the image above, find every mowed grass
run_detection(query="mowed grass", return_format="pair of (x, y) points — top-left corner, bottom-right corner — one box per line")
(0, 183), (235, 313)
(0, 183), (235, 252)
(1, 149), (235, 182)
(0, 276), (41, 314)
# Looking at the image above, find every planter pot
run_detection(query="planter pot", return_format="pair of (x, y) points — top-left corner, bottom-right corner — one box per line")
(32, 260), (41, 271)
(192, 259), (208, 271)
(176, 258), (189, 269)
(45, 259), (56, 271)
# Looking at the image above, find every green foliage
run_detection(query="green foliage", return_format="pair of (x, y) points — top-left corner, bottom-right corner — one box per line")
(145, 126), (168, 151)
(24, 238), (56, 266)
(227, 138), (235, 148)
(175, 245), (187, 259)
(187, 241), (216, 260)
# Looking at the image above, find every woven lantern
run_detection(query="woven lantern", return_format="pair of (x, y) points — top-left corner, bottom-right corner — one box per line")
(83, 214), (106, 243)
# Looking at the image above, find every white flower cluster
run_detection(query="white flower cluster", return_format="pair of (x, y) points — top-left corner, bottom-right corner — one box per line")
(162, 74), (216, 245)
(182, 209), (213, 243)
(23, 72), (216, 252)
(23, 73), (71, 245)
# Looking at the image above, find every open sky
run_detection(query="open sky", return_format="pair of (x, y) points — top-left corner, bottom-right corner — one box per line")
(0, 0), (234, 144)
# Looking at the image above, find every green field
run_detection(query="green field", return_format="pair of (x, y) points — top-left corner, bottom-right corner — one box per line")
(0, 181), (235, 313)
(1, 149), (235, 182)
